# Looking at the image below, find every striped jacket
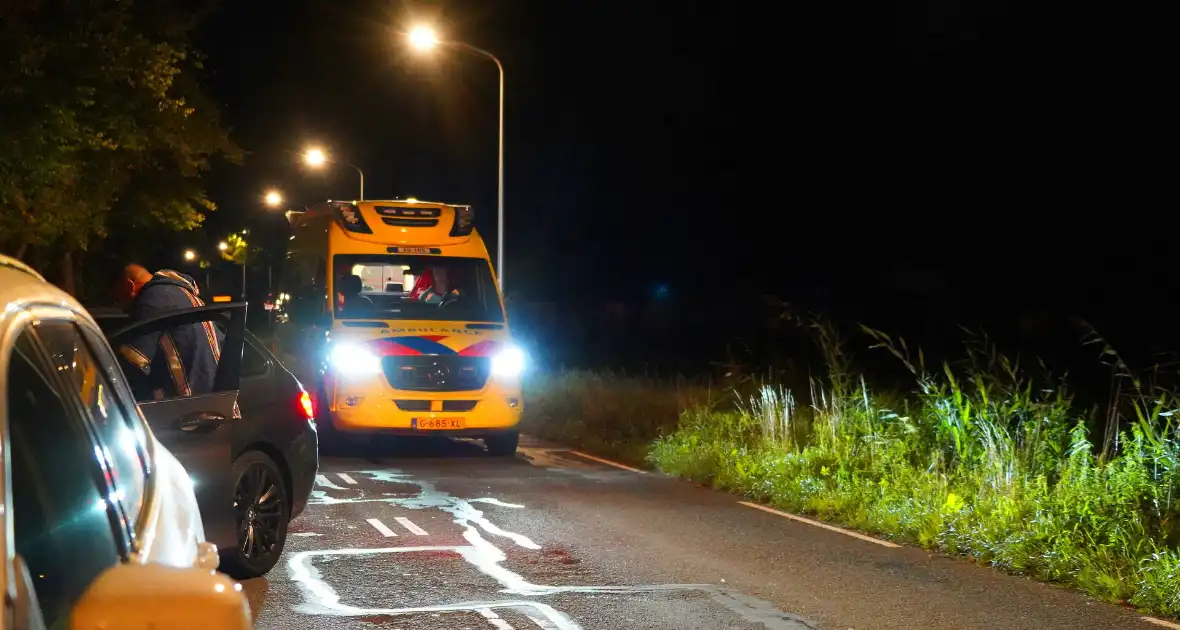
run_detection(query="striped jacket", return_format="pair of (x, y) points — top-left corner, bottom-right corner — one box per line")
(118, 270), (224, 401)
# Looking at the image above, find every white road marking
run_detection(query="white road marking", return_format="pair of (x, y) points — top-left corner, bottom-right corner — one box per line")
(315, 474), (347, 490)
(338, 473), (358, 484)
(365, 518), (398, 537)
(738, 501), (901, 548)
(568, 450), (645, 473)
(295, 470), (810, 629)
(395, 516), (429, 535)
(291, 532), (324, 537)
(1144, 617), (1180, 629)
(521, 608), (563, 629)
(479, 608), (516, 629)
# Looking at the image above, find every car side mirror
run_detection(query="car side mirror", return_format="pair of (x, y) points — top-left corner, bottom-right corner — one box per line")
(70, 563), (251, 630)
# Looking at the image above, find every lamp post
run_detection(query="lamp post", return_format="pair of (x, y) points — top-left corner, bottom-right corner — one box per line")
(408, 25), (505, 289)
(303, 147), (365, 201)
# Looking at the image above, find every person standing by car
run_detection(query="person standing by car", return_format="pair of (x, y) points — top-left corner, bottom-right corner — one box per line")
(114, 264), (224, 400)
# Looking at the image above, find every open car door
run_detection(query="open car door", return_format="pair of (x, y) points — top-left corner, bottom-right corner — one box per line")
(106, 303), (247, 549)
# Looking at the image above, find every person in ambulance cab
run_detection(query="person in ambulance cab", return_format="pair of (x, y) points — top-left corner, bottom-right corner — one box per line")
(114, 264), (224, 401)
(409, 266), (462, 304)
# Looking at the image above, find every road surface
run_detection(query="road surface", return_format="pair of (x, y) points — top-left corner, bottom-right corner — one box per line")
(243, 435), (1160, 629)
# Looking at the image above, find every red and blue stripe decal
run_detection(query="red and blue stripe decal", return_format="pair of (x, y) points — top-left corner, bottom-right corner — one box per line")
(367, 336), (500, 357)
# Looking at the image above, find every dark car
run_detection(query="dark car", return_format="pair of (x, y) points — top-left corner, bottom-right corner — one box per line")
(91, 307), (318, 578)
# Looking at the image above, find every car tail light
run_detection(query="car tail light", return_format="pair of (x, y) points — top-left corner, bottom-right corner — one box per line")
(298, 390), (315, 421)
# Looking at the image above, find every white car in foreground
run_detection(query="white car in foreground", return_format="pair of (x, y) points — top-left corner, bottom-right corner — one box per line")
(0, 255), (252, 629)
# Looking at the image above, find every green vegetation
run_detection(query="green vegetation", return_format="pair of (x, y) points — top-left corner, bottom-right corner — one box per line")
(0, 0), (240, 291)
(521, 322), (1180, 617)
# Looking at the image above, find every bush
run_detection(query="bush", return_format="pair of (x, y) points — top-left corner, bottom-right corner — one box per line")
(523, 322), (1180, 617)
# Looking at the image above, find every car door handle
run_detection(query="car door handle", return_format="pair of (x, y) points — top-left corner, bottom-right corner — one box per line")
(175, 411), (227, 434)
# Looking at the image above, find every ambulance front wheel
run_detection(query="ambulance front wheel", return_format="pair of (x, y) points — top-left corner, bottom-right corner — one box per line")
(484, 431), (519, 457)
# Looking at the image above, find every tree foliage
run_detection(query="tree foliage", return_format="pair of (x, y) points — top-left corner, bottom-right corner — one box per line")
(0, 0), (241, 260)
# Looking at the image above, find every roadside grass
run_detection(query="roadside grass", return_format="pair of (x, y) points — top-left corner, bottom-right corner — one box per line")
(522, 322), (1180, 618)
(520, 370), (718, 466)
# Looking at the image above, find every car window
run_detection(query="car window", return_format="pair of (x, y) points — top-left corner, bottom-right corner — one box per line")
(242, 337), (270, 378)
(7, 330), (123, 630)
(33, 319), (149, 529)
(113, 309), (228, 403)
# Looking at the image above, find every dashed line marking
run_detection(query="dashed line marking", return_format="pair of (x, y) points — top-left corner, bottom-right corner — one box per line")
(738, 501), (901, 548)
(479, 608), (516, 629)
(568, 450), (645, 473)
(366, 518), (398, 537)
(521, 609), (563, 629)
(338, 473), (358, 485)
(395, 516), (429, 535)
(1144, 617), (1180, 629)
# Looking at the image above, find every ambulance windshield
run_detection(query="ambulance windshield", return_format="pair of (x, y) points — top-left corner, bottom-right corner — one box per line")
(332, 254), (504, 323)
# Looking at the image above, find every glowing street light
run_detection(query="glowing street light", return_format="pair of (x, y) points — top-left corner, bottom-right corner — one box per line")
(407, 24), (506, 289)
(218, 241), (229, 252)
(303, 147), (327, 168)
(264, 190), (283, 207)
(408, 25), (439, 50)
(301, 145), (364, 200)
(183, 249), (197, 262)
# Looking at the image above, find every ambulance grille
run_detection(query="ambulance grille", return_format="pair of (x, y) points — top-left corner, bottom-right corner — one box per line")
(381, 217), (439, 227)
(382, 356), (491, 392)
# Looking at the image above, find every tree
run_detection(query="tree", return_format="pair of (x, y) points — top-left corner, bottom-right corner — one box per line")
(0, 0), (241, 293)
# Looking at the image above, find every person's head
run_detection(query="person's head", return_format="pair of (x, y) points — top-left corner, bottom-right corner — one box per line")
(114, 264), (153, 308)
(338, 274), (363, 296)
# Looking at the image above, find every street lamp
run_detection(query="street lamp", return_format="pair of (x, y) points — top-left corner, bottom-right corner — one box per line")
(407, 24), (506, 289)
(264, 190), (284, 208)
(218, 241), (229, 252)
(408, 25), (439, 50)
(303, 147), (326, 167)
(302, 146), (364, 201)
(183, 249), (197, 262)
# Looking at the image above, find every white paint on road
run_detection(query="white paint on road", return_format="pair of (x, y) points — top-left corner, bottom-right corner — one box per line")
(738, 501), (901, 548)
(470, 498), (526, 508)
(1144, 617), (1180, 629)
(568, 450), (645, 473)
(296, 468), (811, 629)
(365, 518), (398, 537)
(395, 516), (429, 535)
(479, 607), (516, 629)
(337, 472), (358, 484)
(315, 474), (346, 490)
(292, 532), (324, 537)
(520, 608), (564, 629)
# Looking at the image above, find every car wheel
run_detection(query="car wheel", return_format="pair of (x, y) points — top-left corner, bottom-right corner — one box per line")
(484, 431), (520, 457)
(219, 451), (290, 579)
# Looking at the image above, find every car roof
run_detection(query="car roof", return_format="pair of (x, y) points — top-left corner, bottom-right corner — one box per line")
(0, 255), (96, 331)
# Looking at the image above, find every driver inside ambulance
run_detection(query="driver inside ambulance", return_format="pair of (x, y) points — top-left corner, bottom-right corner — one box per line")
(409, 267), (462, 304)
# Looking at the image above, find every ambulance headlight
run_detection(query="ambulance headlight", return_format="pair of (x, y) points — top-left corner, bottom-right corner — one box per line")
(491, 345), (527, 378)
(329, 343), (382, 376)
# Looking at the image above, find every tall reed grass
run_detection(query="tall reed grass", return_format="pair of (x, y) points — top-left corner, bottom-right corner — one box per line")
(523, 320), (1180, 616)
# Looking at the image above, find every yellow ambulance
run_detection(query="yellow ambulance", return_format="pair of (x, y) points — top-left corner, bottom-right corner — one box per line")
(277, 199), (524, 455)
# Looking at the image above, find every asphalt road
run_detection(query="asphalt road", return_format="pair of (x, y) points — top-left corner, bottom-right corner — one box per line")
(242, 435), (1160, 630)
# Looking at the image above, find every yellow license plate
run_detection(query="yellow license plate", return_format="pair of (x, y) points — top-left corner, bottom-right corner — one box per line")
(413, 417), (465, 430)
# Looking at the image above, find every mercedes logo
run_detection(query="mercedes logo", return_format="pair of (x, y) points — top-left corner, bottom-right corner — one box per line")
(426, 362), (451, 384)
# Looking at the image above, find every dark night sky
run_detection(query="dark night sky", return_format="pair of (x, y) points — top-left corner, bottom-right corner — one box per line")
(192, 1), (1173, 359)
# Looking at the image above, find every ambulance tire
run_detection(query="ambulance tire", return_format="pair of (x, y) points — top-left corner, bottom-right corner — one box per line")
(484, 431), (520, 457)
